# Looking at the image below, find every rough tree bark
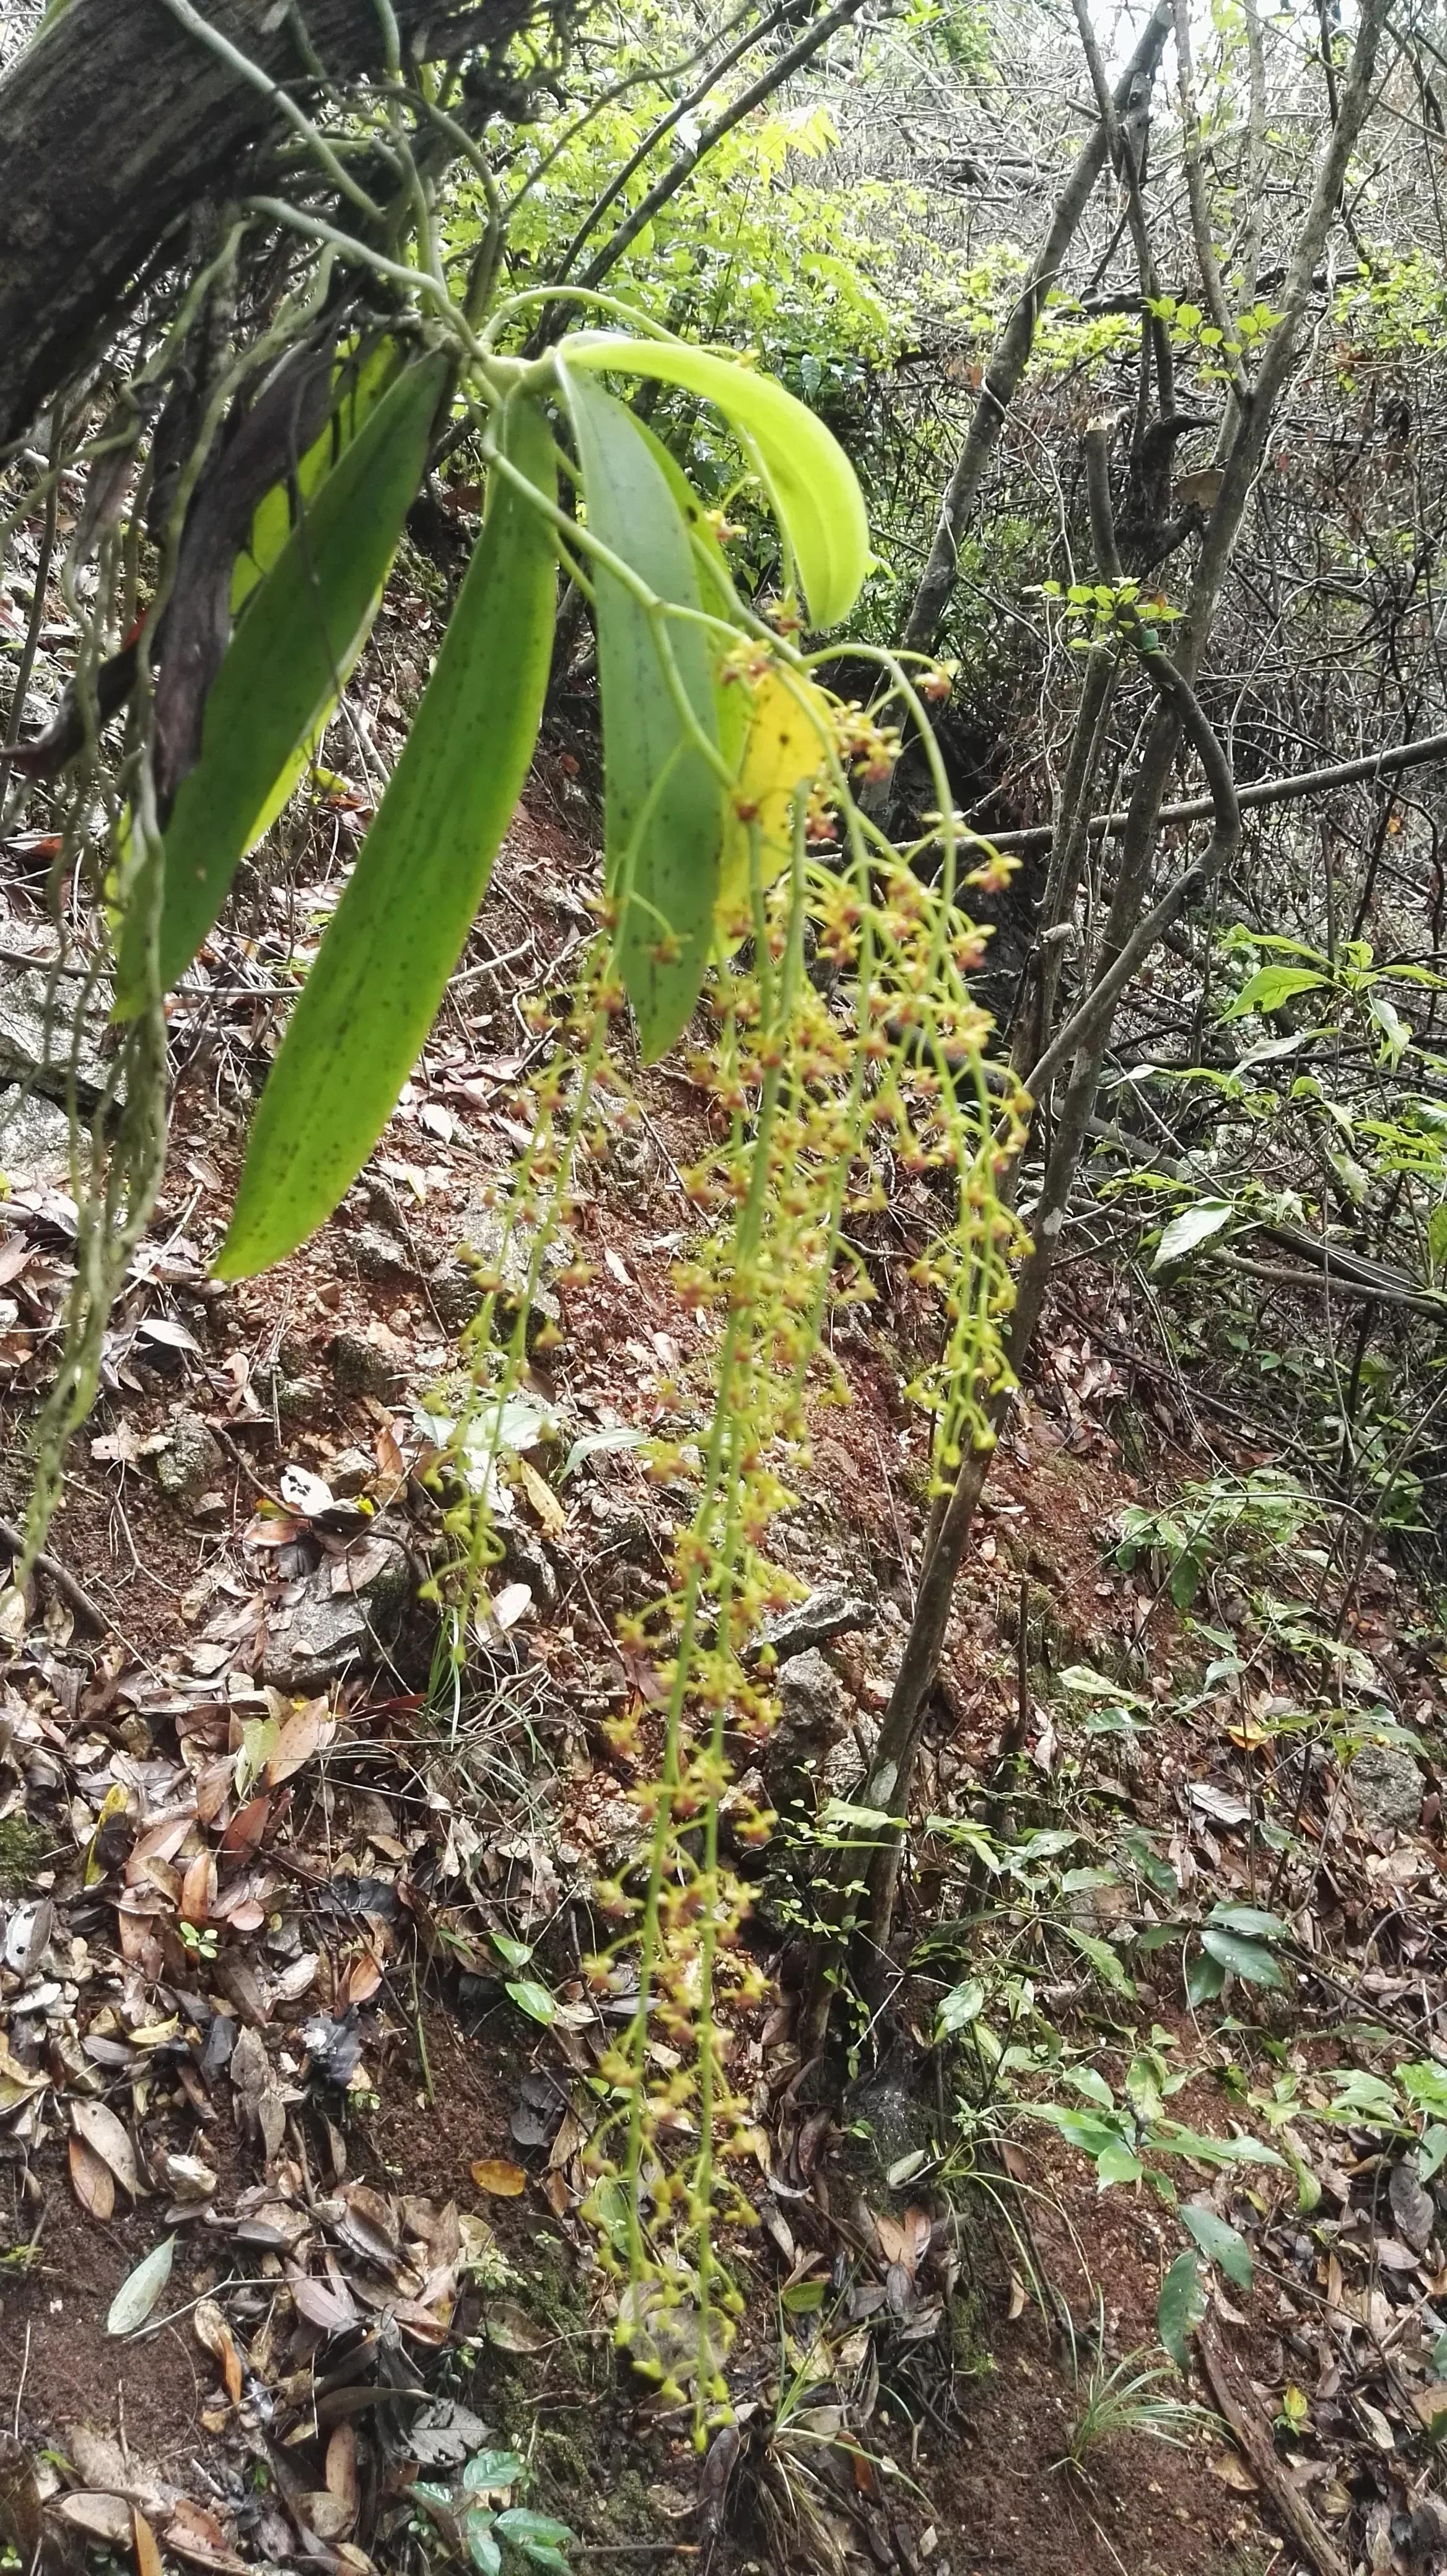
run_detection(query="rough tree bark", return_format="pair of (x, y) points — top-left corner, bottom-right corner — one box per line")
(0, 0), (535, 453)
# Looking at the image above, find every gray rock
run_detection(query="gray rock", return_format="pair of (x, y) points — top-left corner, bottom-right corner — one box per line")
(261, 1534), (411, 1692)
(155, 1411), (223, 1509)
(502, 1528), (559, 1612)
(1349, 1742), (1423, 1837)
(0, 964), (110, 1103)
(328, 1330), (398, 1398)
(756, 1579), (876, 1665)
(776, 1648), (847, 1751)
(0, 1086), (74, 1183)
(352, 1224), (412, 1282)
(329, 1445), (377, 1497)
(431, 1201), (564, 1341)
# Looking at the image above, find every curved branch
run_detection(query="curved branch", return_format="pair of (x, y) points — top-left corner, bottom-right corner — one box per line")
(1026, 630), (1239, 1097)
(0, 0), (537, 450)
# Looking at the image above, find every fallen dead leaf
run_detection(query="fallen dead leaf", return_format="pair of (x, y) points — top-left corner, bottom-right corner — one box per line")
(194, 2299), (243, 2406)
(69, 2132), (116, 2221)
(264, 1696), (337, 1787)
(1210, 2452), (1259, 2492)
(179, 1851), (213, 1927)
(297, 2493), (354, 2541)
(220, 1793), (271, 1859)
(53, 2494), (133, 2546)
(133, 2507), (165, 2576)
(74, 2100), (144, 2200)
(164, 2497), (250, 2574)
(325, 2424), (359, 2528)
(289, 2273), (361, 2334)
(471, 2159), (527, 2198)
(484, 2301), (548, 2353)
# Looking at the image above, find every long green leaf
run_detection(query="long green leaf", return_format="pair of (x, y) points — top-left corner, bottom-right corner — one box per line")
(115, 354), (446, 1018)
(233, 336), (404, 611)
(562, 330), (870, 629)
(1156, 2250), (1205, 2372)
(629, 410), (748, 778)
(1200, 1926), (1285, 1990)
(216, 395), (556, 1279)
(559, 363), (721, 1063)
(1179, 2202), (1253, 2289)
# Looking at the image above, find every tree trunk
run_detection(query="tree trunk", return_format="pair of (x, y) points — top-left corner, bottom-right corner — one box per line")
(0, 0), (530, 451)
(898, 0), (1171, 660)
(850, 0), (1391, 1980)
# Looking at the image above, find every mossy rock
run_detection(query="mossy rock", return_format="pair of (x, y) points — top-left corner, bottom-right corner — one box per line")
(0, 1815), (48, 1895)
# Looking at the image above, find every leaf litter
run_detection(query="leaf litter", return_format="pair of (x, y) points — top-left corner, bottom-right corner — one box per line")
(0, 716), (1446, 2576)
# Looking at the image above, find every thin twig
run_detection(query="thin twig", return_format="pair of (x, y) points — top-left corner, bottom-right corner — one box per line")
(0, 1515), (107, 1630)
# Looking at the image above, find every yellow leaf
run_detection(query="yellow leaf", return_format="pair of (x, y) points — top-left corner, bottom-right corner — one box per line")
(471, 2159), (528, 2198)
(515, 1456), (565, 1539)
(715, 668), (832, 944)
(133, 2507), (164, 2576)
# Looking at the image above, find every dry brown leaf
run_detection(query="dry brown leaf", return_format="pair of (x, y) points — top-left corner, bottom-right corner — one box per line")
(125, 1816), (194, 1887)
(471, 2159), (527, 2198)
(73, 2100), (144, 2199)
(163, 2499), (249, 2575)
(515, 1456), (565, 1538)
(342, 1952), (383, 2009)
(484, 2301), (546, 2353)
(325, 2425), (359, 2526)
(341, 2182), (400, 2252)
(69, 2132), (116, 2222)
(873, 2210), (910, 2271)
(547, 2112), (588, 2173)
(297, 2493), (354, 2542)
(265, 1697), (337, 1788)
(289, 2273), (361, 2334)
(194, 2299), (244, 2405)
(179, 1852), (213, 1928)
(195, 1760), (234, 1827)
(133, 2506), (165, 2576)
(54, 2494), (133, 2545)
(1210, 2452), (1259, 2492)
(220, 1793), (271, 1858)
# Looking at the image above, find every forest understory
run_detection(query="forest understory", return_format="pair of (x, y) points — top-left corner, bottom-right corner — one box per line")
(4, 0), (1447, 2572)
(0, 723), (1443, 2576)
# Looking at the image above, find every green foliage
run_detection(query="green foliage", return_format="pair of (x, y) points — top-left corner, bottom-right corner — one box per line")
(219, 393), (558, 1274)
(1059, 2303), (1215, 2463)
(502, 98), (913, 381)
(1179, 2201), (1253, 2289)
(562, 331), (870, 627)
(1155, 2254), (1206, 2373)
(115, 351), (445, 1016)
(559, 363), (723, 1061)
(1112, 1468), (1318, 1609)
(411, 2447), (576, 2576)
